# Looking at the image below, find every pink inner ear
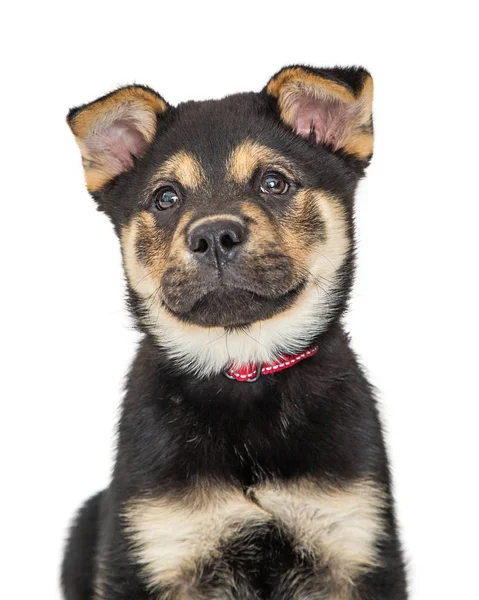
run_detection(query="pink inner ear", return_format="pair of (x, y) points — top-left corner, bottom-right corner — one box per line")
(293, 95), (355, 148)
(88, 119), (149, 176)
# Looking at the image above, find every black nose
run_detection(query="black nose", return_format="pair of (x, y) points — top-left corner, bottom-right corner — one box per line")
(188, 219), (246, 265)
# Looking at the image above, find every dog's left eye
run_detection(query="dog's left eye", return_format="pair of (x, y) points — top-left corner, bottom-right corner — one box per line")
(260, 172), (290, 195)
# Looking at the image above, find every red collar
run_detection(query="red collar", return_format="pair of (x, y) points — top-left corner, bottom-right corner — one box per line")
(224, 344), (318, 382)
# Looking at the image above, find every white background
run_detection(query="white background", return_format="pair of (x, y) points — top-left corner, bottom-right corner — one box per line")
(2, 2), (478, 598)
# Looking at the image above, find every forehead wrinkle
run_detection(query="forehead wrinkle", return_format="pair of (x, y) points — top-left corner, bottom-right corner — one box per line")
(150, 150), (206, 191)
(226, 139), (300, 184)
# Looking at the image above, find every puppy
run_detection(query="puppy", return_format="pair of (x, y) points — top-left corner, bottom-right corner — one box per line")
(61, 65), (407, 600)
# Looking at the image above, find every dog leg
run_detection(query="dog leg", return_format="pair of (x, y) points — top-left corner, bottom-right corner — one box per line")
(61, 491), (104, 600)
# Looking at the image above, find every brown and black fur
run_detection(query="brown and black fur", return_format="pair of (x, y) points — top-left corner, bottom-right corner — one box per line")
(61, 66), (407, 599)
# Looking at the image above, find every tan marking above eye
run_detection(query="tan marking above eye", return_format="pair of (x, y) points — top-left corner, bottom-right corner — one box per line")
(226, 140), (297, 184)
(151, 150), (206, 192)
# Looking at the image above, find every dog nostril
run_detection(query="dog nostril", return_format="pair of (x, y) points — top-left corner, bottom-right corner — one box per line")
(220, 233), (238, 250)
(194, 238), (209, 253)
(188, 220), (245, 261)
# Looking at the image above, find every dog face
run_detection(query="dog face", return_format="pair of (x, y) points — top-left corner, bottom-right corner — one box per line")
(68, 66), (373, 375)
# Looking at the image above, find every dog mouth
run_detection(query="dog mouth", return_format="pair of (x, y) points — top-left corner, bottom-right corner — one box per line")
(163, 279), (307, 328)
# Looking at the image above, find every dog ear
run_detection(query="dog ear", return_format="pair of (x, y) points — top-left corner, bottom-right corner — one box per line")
(67, 86), (169, 192)
(265, 66), (373, 161)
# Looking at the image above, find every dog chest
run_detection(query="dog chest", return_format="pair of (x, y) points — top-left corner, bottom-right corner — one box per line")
(124, 478), (386, 597)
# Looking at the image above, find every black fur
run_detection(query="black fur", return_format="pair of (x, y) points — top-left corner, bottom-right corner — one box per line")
(62, 492), (104, 600)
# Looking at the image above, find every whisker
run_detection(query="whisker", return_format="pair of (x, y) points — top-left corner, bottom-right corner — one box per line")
(241, 328), (269, 353)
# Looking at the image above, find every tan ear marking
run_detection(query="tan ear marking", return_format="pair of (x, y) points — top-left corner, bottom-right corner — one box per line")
(267, 67), (357, 105)
(68, 86), (168, 192)
(266, 67), (374, 160)
(343, 132), (374, 159)
(69, 87), (167, 140)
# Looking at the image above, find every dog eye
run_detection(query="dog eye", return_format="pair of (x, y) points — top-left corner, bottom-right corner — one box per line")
(155, 187), (180, 210)
(260, 172), (289, 195)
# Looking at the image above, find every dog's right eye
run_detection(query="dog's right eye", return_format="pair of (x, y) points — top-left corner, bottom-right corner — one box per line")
(260, 172), (290, 195)
(155, 187), (180, 210)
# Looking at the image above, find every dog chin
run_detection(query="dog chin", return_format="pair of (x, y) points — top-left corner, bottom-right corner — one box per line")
(163, 282), (306, 328)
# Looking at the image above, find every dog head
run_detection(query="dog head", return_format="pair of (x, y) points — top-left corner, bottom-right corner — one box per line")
(68, 65), (373, 376)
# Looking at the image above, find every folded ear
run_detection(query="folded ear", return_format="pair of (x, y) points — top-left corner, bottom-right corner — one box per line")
(67, 85), (169, 192)
(265, 65), (373, 161)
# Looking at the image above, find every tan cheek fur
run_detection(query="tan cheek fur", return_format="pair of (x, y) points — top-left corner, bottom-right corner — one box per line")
(121, 215), (159, 300)
(306, 190), (351, 277)
(276, 189), (322, 280)
(121, 211), (196, 305)
(240, 189), (350, 292)
(124, 479), (385, 595)
(240, 201), (280, 254)
(275, 188), (350, 290)
(164, 212), (196, 270)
